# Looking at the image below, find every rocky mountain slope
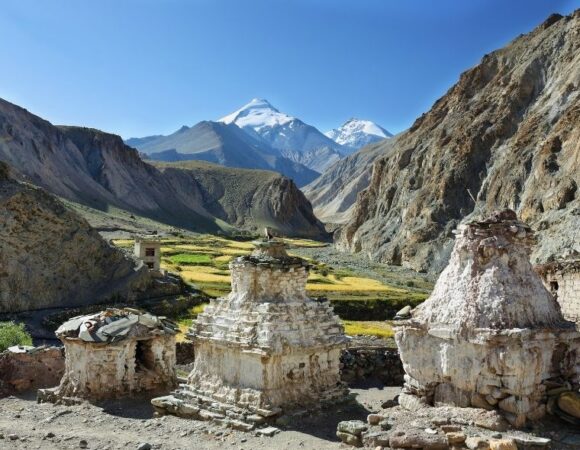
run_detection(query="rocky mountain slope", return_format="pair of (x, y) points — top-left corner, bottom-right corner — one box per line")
(219, 98), (346, 172)
(303, 140), (395, 223)
(154, 160), (326, 237)
(0, 98), (326, 238)
(0, 161), (150, 313)
(325, 118), (392, 151)
(127, 121), (319, 187)
(337, 11), (580, 273)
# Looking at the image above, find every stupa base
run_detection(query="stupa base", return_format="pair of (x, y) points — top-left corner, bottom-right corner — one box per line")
(152, 382), (350, 430)
(396, 324), (580, 427)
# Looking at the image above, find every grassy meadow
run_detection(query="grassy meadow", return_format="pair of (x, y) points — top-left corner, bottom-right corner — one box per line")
(113, 236), (430, 342)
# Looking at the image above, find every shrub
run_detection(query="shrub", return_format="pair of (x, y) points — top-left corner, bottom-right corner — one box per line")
(0, 321), (33, 352)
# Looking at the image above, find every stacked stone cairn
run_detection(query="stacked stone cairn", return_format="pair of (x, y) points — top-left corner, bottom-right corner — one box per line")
(38, 308), (177, 404)
(394, 210), (580, 427)
(152, 239), (348, 431)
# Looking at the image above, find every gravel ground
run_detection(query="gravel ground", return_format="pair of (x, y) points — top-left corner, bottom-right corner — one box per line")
(0, 385), (399, 450)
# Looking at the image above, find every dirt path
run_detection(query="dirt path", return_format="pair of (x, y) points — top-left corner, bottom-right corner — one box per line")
(0, 385), (399, 450)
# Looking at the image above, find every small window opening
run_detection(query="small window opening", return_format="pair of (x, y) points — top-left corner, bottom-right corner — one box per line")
(135, 340), (156, 372)
(145, 262), (154, 269)
(145, 248), (155, 257)
(550, 281), (559, 291)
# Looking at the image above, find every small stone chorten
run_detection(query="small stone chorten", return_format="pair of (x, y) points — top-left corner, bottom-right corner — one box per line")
(152, 239), (348, 429)
(38, 308), (177, 404)
(395, 210), (580, 427)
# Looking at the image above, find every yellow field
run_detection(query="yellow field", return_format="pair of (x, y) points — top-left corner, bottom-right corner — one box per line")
(178, 270), (231, 283)
(342, 320), (395, 338)
(307, 276), (405, 292)
(113, 235), (430, 340)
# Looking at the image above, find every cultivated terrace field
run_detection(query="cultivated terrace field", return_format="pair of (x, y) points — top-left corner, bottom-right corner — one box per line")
(112, 236), (433, 343)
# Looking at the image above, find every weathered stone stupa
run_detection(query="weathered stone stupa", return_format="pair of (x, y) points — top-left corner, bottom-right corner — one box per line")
(153, 239), (348, 429)
(395, 210), (580, 427)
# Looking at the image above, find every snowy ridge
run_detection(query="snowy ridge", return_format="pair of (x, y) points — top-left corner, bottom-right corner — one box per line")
(325, 118), (392, 150)
(219, 98), (346, 172)
(219, 98), (294, 131)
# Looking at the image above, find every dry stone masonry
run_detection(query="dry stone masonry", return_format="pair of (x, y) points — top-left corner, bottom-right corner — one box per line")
(394, 210), (580, 428)
(38, 308), (177, 404)
(536, 258), (580, 324)
(152, 239), (348, 430)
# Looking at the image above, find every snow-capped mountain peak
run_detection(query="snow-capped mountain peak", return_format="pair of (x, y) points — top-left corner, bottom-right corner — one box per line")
(325, 118), (392, 150)
(219, 98), (294, 131)
(217, 99), (346, 172)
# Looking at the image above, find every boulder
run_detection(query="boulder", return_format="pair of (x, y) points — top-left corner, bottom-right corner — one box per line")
(466, 437), (491, 450)
(557, 392), (580, 419)
(336, 431), (362, 447)
(337, 420), (368, 436)
(489, 439), (518, 450)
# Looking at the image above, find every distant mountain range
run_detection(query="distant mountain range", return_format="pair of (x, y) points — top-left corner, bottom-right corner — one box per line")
(126, 120), (319, 187)
(0, 97), (327, 238)
(126, 99), (391, 184)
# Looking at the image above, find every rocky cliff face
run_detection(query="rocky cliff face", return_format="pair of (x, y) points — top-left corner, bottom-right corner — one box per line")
(0, 162), (150, 313)
(303, 140), (395, 223)
(0, 99), (326, 238)
(337, 11), (580, 273)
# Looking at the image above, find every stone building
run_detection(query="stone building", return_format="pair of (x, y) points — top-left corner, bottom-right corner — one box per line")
(394, 210), (580, 428)
(152, 239), (348, 429)
(536, 259), (580, 324)
(38, 308), (177, 404)
(134, 235), (162, 272)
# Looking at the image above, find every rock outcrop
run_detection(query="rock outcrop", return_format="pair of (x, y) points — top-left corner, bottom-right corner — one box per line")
(0, 99), (327, 238)
(337, 11), (580, 272)
(0, 162), (150, 313)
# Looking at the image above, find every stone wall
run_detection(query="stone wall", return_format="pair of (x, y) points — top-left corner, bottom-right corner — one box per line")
(0, 347), (64, 397)
(536, 260), (580, 324)
(340, 346), (404, 386)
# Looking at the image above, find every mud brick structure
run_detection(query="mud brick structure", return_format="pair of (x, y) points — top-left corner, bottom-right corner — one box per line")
(395, 210), (580, 428)
(536, 259), (580, 324)
(152, 239), (348, 430)
(0, 346), (64, 397)
(38, 308), (177, 404)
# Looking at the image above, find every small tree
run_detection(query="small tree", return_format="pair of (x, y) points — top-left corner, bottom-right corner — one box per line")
(0, 321), (33, 352)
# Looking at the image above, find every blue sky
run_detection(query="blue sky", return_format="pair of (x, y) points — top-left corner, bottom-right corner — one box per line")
(1, 0), (578, 138)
